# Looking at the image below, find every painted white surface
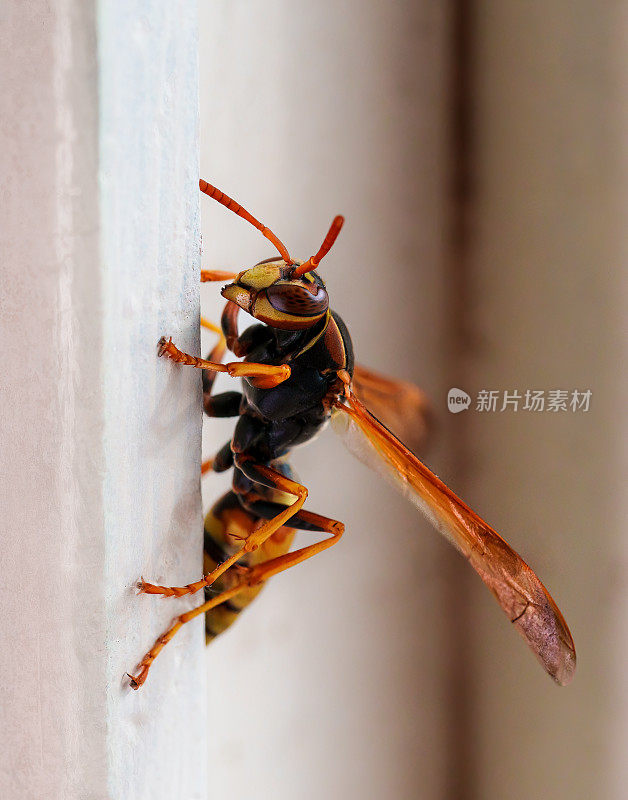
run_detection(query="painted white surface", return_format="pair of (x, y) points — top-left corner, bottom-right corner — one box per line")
(100, 2), (206, 799)
(199, 3), (453, 799)
(0, 2), (205, 798)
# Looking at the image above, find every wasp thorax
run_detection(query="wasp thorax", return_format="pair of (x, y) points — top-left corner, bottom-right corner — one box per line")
(221, 261), (329, 330)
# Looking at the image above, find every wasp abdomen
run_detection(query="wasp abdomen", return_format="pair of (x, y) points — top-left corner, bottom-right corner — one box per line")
(203, 492), (295, 643)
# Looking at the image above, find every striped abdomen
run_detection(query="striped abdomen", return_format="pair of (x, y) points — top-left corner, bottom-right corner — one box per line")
(203, 491), (296, 642)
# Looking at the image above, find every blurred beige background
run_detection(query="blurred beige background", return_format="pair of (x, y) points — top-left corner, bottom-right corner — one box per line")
(199, 2), (625, 799)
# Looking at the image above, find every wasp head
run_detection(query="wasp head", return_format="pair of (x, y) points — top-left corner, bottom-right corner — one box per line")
(221, 259), (329, 330)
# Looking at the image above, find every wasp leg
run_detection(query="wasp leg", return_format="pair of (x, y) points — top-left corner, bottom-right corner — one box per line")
(201, 440), (234, 477)
(158, 336), (290, 387)
(199, 316), (224, 335)
(200, 320), (227, 397)
(139, 458), (308, 597)
(129, 510), (343, 688)
(203, 391), (241, 418)
(201, 441), (234, 475)
(201, 270), (239, 282)
(201, 458), (214, 475)
(198, 318), (237, 477)
(221, 301), (274, 359)
(221, 301), (239, 353)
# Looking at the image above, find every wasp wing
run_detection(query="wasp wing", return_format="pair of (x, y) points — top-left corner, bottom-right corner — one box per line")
(332, 391), (576, 686)
(352, 364), (432, 454)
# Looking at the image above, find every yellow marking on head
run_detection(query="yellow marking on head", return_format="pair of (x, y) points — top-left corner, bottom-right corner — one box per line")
(238, 263), (284, 290)
(221, 284), (253, 310)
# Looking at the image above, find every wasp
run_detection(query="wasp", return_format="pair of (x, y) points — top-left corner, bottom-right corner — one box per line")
(128, 180), (576, 689)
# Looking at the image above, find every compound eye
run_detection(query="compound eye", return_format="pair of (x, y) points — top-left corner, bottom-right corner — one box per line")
(265, 283), (329, 317)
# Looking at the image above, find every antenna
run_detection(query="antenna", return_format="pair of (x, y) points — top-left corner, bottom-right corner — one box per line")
(293, 215), (344, 277)
(199, 179), (292, 264)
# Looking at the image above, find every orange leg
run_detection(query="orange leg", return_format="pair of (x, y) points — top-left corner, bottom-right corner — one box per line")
(199, 316), (230, 479)
(201, 270), (238, 283)
(139, 464), (308, 597)
(221, 302), (243, 356)
(199, 316), (224, 336)
(129, 512), (343, 688)
(158, 336), (290, 387)
(200, 316), (228, 395)
(200, 315), (227, 374)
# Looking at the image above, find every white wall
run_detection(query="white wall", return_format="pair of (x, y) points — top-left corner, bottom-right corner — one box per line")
(1, 3), (206, 798)
(100, 2), (206, 798)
